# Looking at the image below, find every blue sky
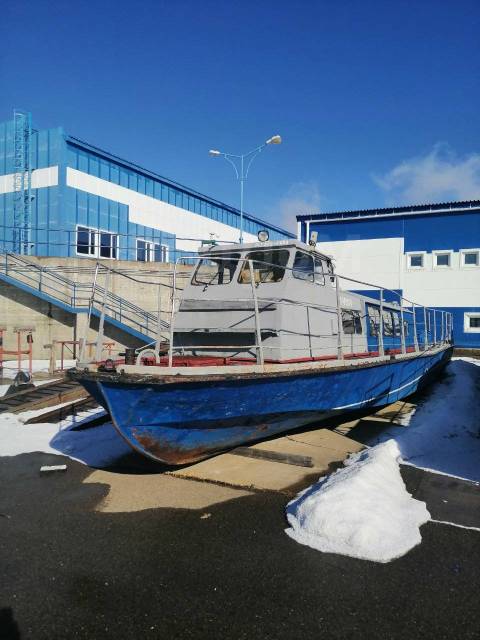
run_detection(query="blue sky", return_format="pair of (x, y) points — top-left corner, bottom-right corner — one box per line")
(1, 0), (479, 230)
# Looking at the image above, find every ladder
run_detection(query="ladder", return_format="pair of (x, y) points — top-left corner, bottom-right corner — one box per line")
(12, 110), (32, 255)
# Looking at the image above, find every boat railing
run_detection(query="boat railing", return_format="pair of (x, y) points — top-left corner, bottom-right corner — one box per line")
(81, 253), (453, 368)
(165, 255), (453, 366)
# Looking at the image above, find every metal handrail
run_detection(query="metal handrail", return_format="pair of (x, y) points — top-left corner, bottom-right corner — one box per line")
(161, 254), (453, 368)
(0, 252), (165, 339)
(71, 251), (453, 365)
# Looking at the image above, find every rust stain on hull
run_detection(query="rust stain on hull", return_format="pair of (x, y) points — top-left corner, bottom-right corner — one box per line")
(132, 431), (214, 466)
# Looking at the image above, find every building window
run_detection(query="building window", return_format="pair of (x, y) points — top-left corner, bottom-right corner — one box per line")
(461, 249), (480, 267)
(433, 251), (452, 268)
(137, 239), (169, 262)
(76, 226), (96, 256)
(154, 244), (169, 262)
(99, 231), (118, 259)
(407, 253), (425, 269)
(76, 226), (118, 259)
(137, 240), (151, 262)
(464, 313), (480, 333)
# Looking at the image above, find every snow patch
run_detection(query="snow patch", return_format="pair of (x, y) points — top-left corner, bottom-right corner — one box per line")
(285, 440), (430, 563)
(0, 408), (131, 467)
(364, 358), (480, 482)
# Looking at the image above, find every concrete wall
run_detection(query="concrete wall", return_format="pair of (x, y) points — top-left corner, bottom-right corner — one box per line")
(0, 256), (193, 362)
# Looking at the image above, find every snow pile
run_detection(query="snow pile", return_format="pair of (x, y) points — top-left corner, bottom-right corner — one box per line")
(0, 412), (62, 457)
(366, 358), (480, 482)
(0, 409), (131, 467)
(285, 440), (430, 563)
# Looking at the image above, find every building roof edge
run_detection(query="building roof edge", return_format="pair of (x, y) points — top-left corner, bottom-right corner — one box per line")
(296, 200), (480, 223)
(66, 135), (295, 238)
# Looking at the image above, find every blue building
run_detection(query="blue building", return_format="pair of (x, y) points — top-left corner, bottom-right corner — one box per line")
(0, 111), (293, 262)
(297, 201), (480, 349)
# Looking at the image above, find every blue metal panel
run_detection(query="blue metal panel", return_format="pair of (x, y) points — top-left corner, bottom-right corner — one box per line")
(404, 212), (480, 251)
(65, 137), (293, 240)
(436, 306), (480, 349)
(306, 209), (480, 252)
(309, 217), (404, 243)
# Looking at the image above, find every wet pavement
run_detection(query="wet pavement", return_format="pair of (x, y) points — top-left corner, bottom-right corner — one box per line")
(1, 451), (479, 640)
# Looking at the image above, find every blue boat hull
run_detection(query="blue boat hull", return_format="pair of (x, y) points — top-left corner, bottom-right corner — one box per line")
(70, 347), (452, 465)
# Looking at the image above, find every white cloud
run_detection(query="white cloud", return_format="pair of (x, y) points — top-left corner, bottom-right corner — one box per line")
(275, 181), (322, 232)
(374, 144), (480, 205)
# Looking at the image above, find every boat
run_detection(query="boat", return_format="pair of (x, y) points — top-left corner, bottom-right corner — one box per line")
(69, 236), (453, 465)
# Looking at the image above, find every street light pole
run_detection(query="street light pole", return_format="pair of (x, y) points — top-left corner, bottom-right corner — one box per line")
(240, 154), (244, 244)
(209, 135), (282, 244)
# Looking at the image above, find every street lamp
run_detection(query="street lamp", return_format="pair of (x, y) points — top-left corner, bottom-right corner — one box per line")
(209, 134), (282, 244)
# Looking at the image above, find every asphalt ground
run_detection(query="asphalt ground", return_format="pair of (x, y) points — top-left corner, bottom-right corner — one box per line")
(1, 451), (479, 640)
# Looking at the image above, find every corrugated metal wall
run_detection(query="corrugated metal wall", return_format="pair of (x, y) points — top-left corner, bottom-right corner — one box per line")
(1, 115), (293, 260)
(66, 140), (290, 241)
(0, 120), (64, 256)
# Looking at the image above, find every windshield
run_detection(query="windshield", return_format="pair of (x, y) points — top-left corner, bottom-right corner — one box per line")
(192, 253), (240, 286)
(292, 251), (325, 285)
(238, 250), (290, 284)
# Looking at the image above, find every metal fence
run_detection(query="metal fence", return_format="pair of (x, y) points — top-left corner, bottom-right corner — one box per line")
(0, 225), (235, 264)
(0, 252), (188, 342)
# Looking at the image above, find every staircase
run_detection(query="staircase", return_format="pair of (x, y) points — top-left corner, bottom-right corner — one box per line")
(0, 253), (169, 343)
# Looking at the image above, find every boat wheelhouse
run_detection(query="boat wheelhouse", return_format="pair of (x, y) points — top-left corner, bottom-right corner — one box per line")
(171, 239), (438, 364)
(69, 237), (453, 465)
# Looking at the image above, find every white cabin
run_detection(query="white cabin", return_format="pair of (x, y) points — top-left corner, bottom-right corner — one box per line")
(173, 239), (400, 362)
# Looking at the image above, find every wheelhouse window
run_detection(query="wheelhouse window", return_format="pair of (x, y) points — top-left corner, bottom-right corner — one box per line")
(382, 310), (394, 336)
(292, 251), (325, 285)
(193, 253), (240, 285)
(367, 307), (380, 336)
(76, 226), (96, 256)
(381, 310), (401, 336)
(392, 311), (401, 336)
(238, 250), (289, 284)
(341, 310), (362, 335)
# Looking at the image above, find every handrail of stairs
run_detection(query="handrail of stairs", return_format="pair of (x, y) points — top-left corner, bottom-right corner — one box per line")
(0, 252), (168, 338)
